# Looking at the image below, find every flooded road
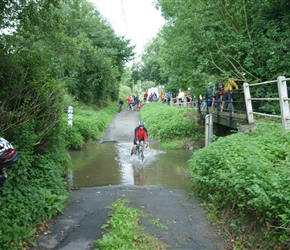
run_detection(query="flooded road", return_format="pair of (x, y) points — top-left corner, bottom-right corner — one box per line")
(68, 108), (193, 190)
(34, 109), (230, 250)
(69, 142), (192, 190)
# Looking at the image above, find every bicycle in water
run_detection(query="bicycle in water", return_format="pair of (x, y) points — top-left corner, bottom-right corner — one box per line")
(131, 140), (148, 161)
(131, 121), (149, 161)
(136, 140), (144, 161)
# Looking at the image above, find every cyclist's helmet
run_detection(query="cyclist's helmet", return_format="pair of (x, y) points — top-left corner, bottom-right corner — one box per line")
(0, 138), (20, 171)
(139, 121), (145, 127)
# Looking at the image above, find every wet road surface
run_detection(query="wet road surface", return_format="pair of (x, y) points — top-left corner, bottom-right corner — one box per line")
(32, 108), (230, 250)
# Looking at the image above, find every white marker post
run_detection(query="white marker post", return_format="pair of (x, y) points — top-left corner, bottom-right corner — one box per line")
(68, 106), (73, 126)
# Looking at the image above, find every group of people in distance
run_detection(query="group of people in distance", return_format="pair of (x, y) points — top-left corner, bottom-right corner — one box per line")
(125, 94), (143, 111)
(122, 91), (160, 112)
(206, 78), (239, 112)
(121, 87), (196, 111)
(165, 88), (195, 107)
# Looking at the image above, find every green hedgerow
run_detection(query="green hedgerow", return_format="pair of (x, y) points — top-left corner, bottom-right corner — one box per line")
(140, 102), (201, 143)
(188, 123), (290, 248)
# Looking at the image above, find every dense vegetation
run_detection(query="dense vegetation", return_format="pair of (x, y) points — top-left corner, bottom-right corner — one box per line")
(141, 103), (290, 249)
(1, 0), (289, 249)
(133, 0), (290, 98)
(140, 102), (203, 149)
(0, 103), (117, 248)
(188, 122), (290, 249)
(0, 0), (132, 248)
(62, 103), (117, 150)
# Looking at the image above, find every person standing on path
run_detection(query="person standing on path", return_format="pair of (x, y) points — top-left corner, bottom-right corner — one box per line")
(220, 78), (239, 112)
(118, 98), (124, 112)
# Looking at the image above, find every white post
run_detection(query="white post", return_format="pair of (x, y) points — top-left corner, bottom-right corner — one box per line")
(68, 106), (73, 126)
(277, 76), (290, 131)
(205, 114), (213, 147)
(184, 97), (187, 108)
(243, 82), (254, 123)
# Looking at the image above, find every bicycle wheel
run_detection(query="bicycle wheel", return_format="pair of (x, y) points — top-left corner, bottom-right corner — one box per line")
(137, 144), (141, 159)
(140, 149), (144, 162)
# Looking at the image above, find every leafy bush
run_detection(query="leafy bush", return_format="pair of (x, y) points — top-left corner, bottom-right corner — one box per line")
(188, 123), (290, 249)
(62, 103), (117, 149)
(0, 102), (116, 248)
(140, 102), (201, 148)
(0, 139), (70, 249)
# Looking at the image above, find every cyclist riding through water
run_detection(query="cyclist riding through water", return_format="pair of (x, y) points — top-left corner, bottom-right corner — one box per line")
(131, 121), (149, 156)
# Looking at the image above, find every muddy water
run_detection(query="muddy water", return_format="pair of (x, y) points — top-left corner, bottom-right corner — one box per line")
(69, 142), (193, 190)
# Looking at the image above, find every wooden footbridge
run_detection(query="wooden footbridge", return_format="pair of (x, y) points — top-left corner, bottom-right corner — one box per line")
(168, 76), (290, 131)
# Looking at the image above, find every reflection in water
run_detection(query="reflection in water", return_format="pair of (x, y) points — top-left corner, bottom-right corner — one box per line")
(69, 142), (192, 190)
(133, 165), (147, 185)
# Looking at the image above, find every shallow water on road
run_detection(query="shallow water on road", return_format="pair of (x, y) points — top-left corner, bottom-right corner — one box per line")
(69, 143), (192, 190)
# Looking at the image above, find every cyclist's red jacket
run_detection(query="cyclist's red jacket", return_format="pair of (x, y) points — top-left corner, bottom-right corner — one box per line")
(134, 127), (148, 142)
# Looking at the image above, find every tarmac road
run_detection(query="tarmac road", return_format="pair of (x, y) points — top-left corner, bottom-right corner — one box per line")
(32, 107), (230, 250)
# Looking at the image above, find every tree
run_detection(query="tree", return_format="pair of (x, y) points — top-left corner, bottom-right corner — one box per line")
(141, 0), (290, 95)
(59, 0), (135, 104)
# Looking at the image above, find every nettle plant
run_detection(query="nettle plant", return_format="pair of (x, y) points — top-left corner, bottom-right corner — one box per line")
(188, 123), (290, 248)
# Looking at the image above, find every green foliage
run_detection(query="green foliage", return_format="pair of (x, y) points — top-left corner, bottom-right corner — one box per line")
(0, 149), (69, 249)
(62, 103), (117, 149)
(0, 0), (133, 248)
(149, 219), (169, 231)
(57, 0), (134, 104)
(119, 84), (132, 100)
(95, 199), (167, 250)
(188, 123), (290, 248)
(134, 0), (290, 98)
(140, 103), (201, 148)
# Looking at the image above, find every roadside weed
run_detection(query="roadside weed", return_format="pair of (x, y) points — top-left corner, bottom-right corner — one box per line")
(149, 219), (169, 231)
(95, 199), (167, 250)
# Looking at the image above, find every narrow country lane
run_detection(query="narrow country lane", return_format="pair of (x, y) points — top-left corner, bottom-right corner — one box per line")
(32, 108), (230, 250)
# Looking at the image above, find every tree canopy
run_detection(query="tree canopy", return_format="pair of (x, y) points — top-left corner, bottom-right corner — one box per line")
(134, 0), (290, 96)
(0, 1), (135, 247)
(0, 0), (135, 150)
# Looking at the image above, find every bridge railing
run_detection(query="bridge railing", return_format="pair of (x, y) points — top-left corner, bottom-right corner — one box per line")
(244, 76), (290, 131)
(161, 97), (197, 109)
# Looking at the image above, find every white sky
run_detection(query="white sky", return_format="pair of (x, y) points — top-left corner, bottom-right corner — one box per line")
(90, 0), (165, 57)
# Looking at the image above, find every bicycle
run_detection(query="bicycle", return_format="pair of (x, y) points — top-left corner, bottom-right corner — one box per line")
(131, 141), (147, 162)
(128, 102), (134, 111)
(136, 141), (144, 161)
